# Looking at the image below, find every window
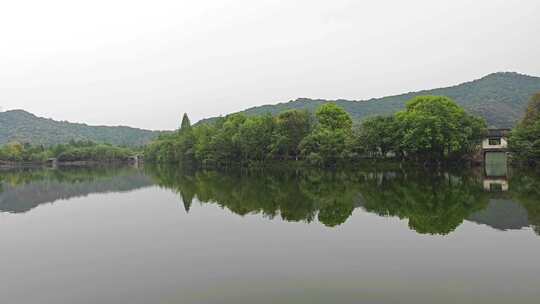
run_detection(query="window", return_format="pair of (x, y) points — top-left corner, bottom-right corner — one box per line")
(489, 138), (501, 146)
(490, 183), (503, 192)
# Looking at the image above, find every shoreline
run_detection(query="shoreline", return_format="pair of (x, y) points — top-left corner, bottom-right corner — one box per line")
(0, 159), (139, 170)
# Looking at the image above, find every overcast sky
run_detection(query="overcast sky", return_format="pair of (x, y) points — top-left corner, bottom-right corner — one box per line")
(1, 0), (539, 130)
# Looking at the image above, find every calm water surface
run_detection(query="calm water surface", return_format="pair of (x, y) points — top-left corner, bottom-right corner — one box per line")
(1, 164), (539, 304)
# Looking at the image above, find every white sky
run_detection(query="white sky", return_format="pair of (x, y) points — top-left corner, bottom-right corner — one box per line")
(1, 0), (539, 130)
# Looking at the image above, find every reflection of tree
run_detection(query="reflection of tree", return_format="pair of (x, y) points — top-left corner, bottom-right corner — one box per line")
(318, 199), (354, 227)
(509, 171), (540, 235)
(9, 164), (540, 235)
(146, 165), (360, 227)
(1, 166), (142, 187)
(300, 170), (358, 227)
(147, 165), (508, 234)
(358, 170), (489, 235)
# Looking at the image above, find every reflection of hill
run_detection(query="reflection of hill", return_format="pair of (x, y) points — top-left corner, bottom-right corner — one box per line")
(0, 167), (154, 213)
(508, 172), (540, 235)
(468, 199), (529, 231)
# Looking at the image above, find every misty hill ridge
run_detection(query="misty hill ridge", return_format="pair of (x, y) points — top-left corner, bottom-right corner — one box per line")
(0, 110), (160, 146)
(198, 72), (540, 128)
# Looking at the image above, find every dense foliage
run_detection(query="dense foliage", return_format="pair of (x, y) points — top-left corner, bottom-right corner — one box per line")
(509, 92), (540, 165)
(393, 96), (486, 161)
(0, 142), (49, 162)
(146, 97), (486, 166)
(0, 109), (161, 146)
(198, 72), (540, 129)
(0, 140), (135, 163)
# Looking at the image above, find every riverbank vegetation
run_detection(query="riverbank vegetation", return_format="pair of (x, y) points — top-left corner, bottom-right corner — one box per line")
(145, 96), (487, 167)
(509, 93), (540, 166)
(0, 140), (135, 164)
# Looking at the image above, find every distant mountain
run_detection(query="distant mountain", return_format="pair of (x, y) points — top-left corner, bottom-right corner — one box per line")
(0, 110), (161, 146)
(198, 72), (540, 128)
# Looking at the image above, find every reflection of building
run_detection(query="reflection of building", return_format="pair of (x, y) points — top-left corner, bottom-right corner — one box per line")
(482, 129), (511, 192)
(128, 155), (143, 168)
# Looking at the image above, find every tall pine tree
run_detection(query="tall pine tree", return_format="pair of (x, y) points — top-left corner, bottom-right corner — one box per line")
(180, 113), (191, 132)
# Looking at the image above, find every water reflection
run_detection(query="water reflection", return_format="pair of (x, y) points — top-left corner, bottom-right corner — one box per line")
(2, 163), (540, 236)
(357, 170), (489, 235)
(146, 165), (358, 227)
(0, 166), (154, 213)
(507, 171), (540, 235)
(145, 164), (540, 236)
(468, 199), (530, 230)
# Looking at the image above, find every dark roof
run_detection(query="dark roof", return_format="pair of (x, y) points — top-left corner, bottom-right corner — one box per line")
(487, 129), (510, 137)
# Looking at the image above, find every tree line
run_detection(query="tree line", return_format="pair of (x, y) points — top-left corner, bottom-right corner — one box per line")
(0, 140), (135, 163)
(145, 96), (487, 167)
(4, 92), (539, 167)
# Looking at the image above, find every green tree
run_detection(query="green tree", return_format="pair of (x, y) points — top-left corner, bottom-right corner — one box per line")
(358, 115), (401, 158)
(271, 110), (313, 160)
(396, 96), (486, 161)
(521, 93), (540, 126)
(509, 92), (540, 165)
(192, 124), (217, 166)
(315, 103), (353, 131)
(180, 113), (192, 132)
(300, 129), (352, 166)
(300, 104), (354, 166)
(210, 114), (246, 165)
(237, 114), (275, 163)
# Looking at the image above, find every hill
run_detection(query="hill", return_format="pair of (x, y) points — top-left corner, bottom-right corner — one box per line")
(0, 110), (160, 146)
(198, 72), (540, 128)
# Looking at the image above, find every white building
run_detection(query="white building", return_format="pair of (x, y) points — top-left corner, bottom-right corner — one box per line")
(482, 129), (510, 151)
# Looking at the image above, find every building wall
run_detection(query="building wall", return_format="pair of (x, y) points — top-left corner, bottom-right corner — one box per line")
(483, 179), (509, 192)
(482, 137), (508, 150)
(484, 152), (508, 177)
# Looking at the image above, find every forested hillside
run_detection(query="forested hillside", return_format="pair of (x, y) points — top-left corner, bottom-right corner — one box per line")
(198, 72), (540, 128)
(0, 110), (160, 146)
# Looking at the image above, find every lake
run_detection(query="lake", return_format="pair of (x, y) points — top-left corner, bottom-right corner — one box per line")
(1, 164), (539, 304)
